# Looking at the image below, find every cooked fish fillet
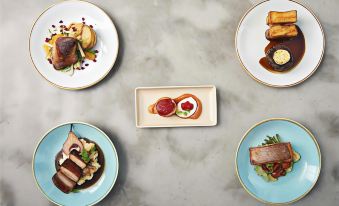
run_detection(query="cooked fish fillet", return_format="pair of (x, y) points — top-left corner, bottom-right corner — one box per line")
(70, 151), (87, 169)
(266, 10), (297, 25)
(265, 25), (298, 40)
(51, 37), (78, 70)
(60, 159), (82, 182)
(249, 142), (293, 165)
(52, 171), (76, 193)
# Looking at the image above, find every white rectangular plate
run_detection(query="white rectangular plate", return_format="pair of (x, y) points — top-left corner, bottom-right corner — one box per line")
(135, 85), (217, 128)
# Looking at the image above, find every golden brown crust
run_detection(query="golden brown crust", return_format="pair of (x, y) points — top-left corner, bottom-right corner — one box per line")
(265, 24), (298, 40)
(174, 94), (202, 119)
(249, 142), (293, 165)
(267, 10), (297, 25)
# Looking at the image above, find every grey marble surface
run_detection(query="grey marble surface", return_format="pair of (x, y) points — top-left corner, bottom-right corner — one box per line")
(1, 0), (339, 205)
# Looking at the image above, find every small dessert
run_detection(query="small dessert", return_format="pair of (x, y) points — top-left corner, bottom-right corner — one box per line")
(52, 124), (104, 193)
(148, 94), (202, 119)
(260, 10), (305, 73)
(249, 134), (300, 182)
(174, 94), (202, 119)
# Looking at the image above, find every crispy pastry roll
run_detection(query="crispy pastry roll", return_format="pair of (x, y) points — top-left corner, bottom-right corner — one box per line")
(265, 24), (298, 40)
(266, 10), (297, 25)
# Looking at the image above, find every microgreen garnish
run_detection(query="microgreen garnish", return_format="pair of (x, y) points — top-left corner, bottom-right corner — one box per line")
(81, 149), (90, 163)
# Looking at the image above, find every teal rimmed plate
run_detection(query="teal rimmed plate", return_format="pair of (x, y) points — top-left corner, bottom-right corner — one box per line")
(32, 122), (119, 206)
(236, 118), (321, 204)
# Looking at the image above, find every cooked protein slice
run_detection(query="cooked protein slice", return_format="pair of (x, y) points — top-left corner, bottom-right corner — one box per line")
(60, 159), (82, 182)
(265, 24), (298, 40)
(62, 131), (84, 155)
(52, 171), (76, 193)
(266, 10), (297, 25)
(249, 142), (293, 165)
(51, 37), (78, 70)
(69, 150), (87, 169)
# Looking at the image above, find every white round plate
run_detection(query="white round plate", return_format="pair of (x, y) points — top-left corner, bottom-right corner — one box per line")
(235, 0), (324, 87)
(30, 0), (119, 90)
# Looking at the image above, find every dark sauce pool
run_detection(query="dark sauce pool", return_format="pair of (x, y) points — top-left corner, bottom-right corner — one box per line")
(55, 138), (105, 190)
(259, 26), (305, 73)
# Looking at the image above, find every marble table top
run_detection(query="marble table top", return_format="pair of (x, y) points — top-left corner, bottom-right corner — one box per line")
(0, 0), (338, 205)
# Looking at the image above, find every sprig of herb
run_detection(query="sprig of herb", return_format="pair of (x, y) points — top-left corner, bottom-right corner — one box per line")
(176, 110), (190, 116)
(84, 49), (96, 55)
(261, 134), (281, 146)
(90, 145), (96, 154)
(81, 149), (90, 163)
(72, 188), (81, 193)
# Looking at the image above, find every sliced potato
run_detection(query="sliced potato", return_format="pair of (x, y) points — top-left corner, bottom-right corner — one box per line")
(88, 27), (97, 49)
(68, 23), (83, 38)
(80, 25), (93, 49)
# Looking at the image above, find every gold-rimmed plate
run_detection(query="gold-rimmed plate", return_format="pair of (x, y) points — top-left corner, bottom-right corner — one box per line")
(235, 0), (325, 87)
(29, 0), (119, 90)
(236, 118), (321, 204)
(32, 122), (119, 206)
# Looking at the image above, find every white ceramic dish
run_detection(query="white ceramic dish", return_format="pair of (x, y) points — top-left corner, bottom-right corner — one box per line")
(235, 0), (324, 87)
(29, 0), (119, 90)
(135, 85), (217, 128)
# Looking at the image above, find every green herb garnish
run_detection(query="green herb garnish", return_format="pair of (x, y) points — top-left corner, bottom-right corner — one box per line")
(176, 110), (190, 116)
(90, 145), (96, 154)
(72, 188), (81, 193)
(81, 149), (90, 163)
(84, 49), (96, 55)
(261, 134), (281, 146)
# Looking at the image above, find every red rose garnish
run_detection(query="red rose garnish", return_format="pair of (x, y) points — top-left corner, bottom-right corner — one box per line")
(181, 101), (194, 111)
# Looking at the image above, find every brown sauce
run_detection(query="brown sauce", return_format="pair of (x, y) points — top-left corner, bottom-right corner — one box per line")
(55, 138), (105, 190)
(259, 26), (305, 73)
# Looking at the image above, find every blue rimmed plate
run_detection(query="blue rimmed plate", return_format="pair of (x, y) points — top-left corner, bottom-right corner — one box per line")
(32, 122), (119, 206)
(236, 118), (321, 204)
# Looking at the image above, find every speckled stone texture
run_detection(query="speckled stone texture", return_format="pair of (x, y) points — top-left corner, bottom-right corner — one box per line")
(0, 0), (338, 205)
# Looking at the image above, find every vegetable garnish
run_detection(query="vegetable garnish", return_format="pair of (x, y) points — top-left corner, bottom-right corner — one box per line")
(176, 110), (190, 116)
(81, 149), (90, 163)
(253, 134), (301, 182)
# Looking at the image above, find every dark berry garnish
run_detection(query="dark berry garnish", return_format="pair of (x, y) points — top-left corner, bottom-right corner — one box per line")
(94, 50), (98, 53)
(82, 17), (85, 21)
(59, 20), (63, 23)
(85, 63), (89, 66)
(52, 25), (55, 28)
(90, 25), (93, 28)
(93, 59), (97, 62)
(48, 59), (52, 64)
